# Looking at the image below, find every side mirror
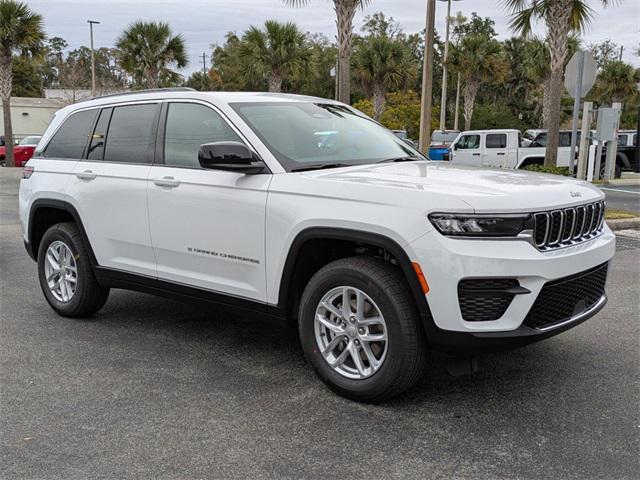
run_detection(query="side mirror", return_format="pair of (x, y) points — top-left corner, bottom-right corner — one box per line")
(198, 141), (266, 174)
(452, 143), (458, 151)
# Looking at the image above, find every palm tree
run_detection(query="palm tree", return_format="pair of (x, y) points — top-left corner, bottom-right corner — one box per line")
(523, 36), (579, 128)
(450, 35), (510, 129)
(239, 20), (309, 92)
(352, 36), (414, 119)
(0, 0), (44, 167)
(591, 61), (639, 103)
(116, 21), (187, 89)
(505, 0), (613, 167)
(284, 0), (371, 103)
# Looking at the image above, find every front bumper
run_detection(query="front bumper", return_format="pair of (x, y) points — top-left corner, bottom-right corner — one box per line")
(408, 226), (616, 353)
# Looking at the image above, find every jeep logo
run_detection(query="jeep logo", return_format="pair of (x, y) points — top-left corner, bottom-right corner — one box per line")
(570, 191), (582, 198)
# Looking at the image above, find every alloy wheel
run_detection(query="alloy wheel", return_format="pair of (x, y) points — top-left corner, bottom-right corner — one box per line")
(314, 286), (388, 379)
(44, 240), (78, 302)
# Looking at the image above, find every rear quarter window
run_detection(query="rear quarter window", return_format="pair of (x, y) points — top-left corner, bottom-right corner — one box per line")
(43, 109), (98, 159)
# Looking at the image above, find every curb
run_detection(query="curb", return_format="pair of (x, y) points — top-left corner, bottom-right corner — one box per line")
(606, 218), (640, 231)
(600, 178), (640, 186)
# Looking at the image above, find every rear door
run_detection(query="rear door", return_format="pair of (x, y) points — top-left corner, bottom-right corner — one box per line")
(483, 133), (509, 167)
(66, 102), (159, 277)
(451, 133), (481, 165)
(147, 100), (270, 301)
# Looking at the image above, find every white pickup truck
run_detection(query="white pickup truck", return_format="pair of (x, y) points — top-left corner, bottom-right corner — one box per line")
(450, 129), (575, 169)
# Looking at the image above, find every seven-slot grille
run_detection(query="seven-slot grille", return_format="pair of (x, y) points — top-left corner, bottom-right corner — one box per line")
(533, 201), (605, 250)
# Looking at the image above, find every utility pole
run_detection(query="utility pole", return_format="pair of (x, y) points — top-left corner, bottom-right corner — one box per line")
(438, 0), (460, 131)
(419, 0), (437, 153)
(201, 52), (208, 90)
(618, 45), (624, 62)
(88, 20), (100, 97)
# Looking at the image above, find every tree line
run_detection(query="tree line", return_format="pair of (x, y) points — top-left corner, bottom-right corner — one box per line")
(1, 0), (639, 167)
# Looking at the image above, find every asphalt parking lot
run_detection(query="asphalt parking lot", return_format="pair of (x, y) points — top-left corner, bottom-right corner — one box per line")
(598, 184), (640, 214)
(1, 169), (639, 479)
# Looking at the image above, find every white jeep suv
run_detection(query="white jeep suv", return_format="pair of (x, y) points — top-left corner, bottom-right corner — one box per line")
(19, 89), (615, 402)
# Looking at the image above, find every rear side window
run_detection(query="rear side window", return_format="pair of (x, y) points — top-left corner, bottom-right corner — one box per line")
(617, 134), (628, 147)
(44, 109), (97, 159)
(164, 102), (242, 168)
(87, 108), (113, 161)
(457, 135), (480, 149)
(486, 134), (507, 149)
(103, 104), (158, 164)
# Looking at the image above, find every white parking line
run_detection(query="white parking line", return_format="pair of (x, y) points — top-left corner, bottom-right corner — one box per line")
(600, 187), (640, 195)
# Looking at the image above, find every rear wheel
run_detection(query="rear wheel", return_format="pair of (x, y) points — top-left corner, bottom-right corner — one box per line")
(599, 162), (622, 179)
(37, 222), (109, 317)
(298, 256), (428, 402)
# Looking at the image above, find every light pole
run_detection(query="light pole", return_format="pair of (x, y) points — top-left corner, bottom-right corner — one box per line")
(88, 20), (100, 97)
(419, 0), (437, 153)
(437, 0), (461, 132)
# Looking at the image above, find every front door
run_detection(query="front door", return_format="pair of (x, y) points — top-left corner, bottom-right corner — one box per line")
(147, 101), (270, 302)
(452, 133), (481, 165)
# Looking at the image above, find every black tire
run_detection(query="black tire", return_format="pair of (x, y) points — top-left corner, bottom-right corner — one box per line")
(37, 222), (109, 317)
(599, 162), (622, 179)
(298, 256), (428, 403)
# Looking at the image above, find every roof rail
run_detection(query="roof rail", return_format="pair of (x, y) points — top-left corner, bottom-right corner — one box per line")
(79, 87), (197, 103)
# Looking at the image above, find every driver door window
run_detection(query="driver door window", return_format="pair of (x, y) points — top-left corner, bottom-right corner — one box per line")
(457, 135), (480, 149)
(163, 102), (242, 168)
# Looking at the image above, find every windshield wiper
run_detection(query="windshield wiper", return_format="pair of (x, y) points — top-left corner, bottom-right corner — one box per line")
(291, 163), (352, 172)
(376, 156), (421, 164)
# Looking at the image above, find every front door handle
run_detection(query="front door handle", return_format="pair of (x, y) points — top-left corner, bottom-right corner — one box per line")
(76, 170), (96, 181)
(497, 152), (506, 156)
(472, 153), (481, 156)
(153, 176), (180, 188)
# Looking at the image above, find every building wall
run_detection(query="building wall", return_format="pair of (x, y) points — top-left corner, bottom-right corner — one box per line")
(0, 98), (63, 141)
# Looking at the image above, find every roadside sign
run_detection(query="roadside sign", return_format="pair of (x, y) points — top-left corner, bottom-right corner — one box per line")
(564, 51), (597, 98)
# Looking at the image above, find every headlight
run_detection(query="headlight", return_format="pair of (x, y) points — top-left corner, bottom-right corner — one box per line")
(429, 213), (533, 237)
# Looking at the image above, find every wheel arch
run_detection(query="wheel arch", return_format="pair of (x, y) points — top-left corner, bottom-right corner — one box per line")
(27, 199), (97, 265)
(276, 227), (432, 326)
(517, 156), (544, 169)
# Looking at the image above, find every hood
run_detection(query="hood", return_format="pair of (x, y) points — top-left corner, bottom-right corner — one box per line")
(302, 161), (603, 213)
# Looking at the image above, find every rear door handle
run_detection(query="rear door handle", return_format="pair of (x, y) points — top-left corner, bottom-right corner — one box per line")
(153, 176), (180, 188)
(472, 153), (481, 156)
(497, 152), (506, 156)
(76, 170), (96, 181)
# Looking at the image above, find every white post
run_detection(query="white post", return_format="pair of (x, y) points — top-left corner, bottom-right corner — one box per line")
(587, 144), (596, 181)
(603, 102), (622, 180)
(576, 101), (592, 180)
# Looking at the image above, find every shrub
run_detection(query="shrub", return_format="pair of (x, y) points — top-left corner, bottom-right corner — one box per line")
(522, 164), (571, 176)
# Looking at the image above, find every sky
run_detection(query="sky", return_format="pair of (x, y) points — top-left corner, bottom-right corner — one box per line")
(32, 0), (640, 75)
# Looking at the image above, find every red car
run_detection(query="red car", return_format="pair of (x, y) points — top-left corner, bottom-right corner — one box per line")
(0, 136), (41, 167)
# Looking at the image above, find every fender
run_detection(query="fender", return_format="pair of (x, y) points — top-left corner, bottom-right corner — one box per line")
(27, 199), (98, 265)
(516, 156), (544, 169)
(275, 227), (432, 324)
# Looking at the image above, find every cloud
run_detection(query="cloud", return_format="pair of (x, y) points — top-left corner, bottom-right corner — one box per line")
(32, 0), (640, 73)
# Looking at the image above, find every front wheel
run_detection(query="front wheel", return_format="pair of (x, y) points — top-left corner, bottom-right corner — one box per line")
(298, 256), (428, 403)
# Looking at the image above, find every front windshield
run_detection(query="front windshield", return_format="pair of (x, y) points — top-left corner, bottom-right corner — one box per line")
(231, 102), (424, 171)
(19, 136), (40, 146)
